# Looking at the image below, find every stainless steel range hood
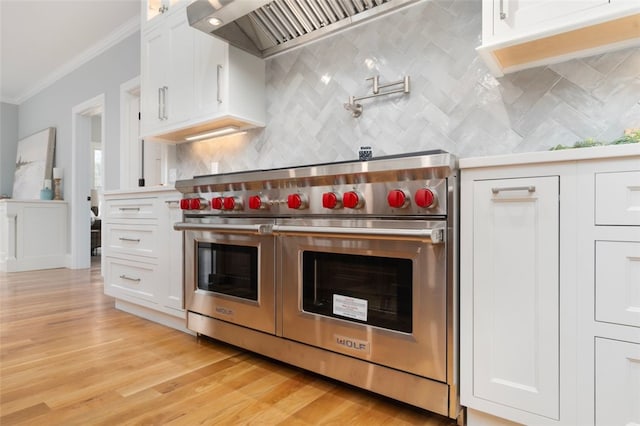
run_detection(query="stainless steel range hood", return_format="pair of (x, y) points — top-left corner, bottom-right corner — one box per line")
(187, 0), (418, 58)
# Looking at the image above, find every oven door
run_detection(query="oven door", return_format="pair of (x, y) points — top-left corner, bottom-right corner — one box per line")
(176, 220), (276, 334)
(276, 219), (447, 381)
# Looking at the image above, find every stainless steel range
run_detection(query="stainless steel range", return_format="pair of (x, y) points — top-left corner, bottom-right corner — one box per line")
(174, 150), (460, 419)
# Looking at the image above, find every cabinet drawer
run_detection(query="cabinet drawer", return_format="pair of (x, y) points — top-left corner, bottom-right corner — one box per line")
(596, 241), (640, 328)
(104, 257), (157, 303)
(104, 224), (159, 259)
(595, 171), (640, 226)
(105, 198), (158, 220)
(595, 338), (640, 426)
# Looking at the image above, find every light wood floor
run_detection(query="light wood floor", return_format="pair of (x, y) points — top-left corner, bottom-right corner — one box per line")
(0, 260), (456, 425)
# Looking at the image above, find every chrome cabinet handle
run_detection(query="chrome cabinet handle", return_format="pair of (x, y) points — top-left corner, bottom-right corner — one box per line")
(158, 87), (163, 119)
(119, 207), (140, 211)
(165, 200), (180, 207)
(217, 65), (223, 104)
(491, 186), (536, 194)
(499, 0), (507, 20)
(162, 86), (168, 120)
(118, 237), (140, 242)
(119, 274), (141, 282)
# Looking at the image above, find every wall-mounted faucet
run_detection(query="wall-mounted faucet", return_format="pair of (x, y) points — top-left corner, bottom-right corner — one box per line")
(344, 75), (410, 118)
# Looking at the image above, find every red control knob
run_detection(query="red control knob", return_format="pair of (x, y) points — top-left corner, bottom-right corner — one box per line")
(248, 195), (267, 210)
(387, 189), (410, 208)
(343, 191), (364, 209)
(180, 199), (191, 210)
(322, 192), (342, 209)
(189, 198), (205, 210)
(287, 193), (307, 210)
(415, 188), (437, 208)
(211, 197), (224, 210)
(223, 196), (242, 210)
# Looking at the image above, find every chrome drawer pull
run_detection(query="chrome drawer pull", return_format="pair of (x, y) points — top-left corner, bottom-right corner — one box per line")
(119, 207), (140, 211)
(118, 237), (140, 243)
(491, 185), (536, 194)
(119, 274), (141, 282)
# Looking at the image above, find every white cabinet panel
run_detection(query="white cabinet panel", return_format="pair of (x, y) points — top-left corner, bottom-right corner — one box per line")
(164, 7), (193, 126)
(103, 223), (159, 260)
(104, 198), (157, 220)
(0, 201), (68, 272)
(472, 176), (559, 419)
(490, 0), (609, 39)
(105, 256), (158, 303)
(595, 171), (640, 226)
(596, 241), (640, 328)
(595, 338), (640, 426)
(193, 31), (226, 118)
(140, 23), (166, 133)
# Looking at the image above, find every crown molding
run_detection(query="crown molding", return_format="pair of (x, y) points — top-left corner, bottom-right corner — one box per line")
(13, 16), (140, 105)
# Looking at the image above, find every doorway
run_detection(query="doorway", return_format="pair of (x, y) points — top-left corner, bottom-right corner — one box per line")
(71, 94), (104, 270)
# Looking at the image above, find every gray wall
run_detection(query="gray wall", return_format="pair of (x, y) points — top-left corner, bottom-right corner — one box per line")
(176, 0), (640, 178)
(18, 31), (140, 192)
(0, 102), (19, 197)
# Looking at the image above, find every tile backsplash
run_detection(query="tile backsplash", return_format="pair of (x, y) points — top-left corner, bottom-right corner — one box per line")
(176, 0), (640, 178)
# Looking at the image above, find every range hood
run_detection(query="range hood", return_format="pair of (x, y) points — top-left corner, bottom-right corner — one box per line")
(187, 0), (419, 58)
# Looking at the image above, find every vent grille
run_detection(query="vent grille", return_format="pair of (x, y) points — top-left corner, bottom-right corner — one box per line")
(250, 0), (391, 47)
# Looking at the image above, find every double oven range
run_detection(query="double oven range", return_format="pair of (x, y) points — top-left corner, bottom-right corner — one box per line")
(174, 150), (459, 419)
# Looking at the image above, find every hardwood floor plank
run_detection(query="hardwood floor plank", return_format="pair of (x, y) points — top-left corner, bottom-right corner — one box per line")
(0, 262), (456, 425)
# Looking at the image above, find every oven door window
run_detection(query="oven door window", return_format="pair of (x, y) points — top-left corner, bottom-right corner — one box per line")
(197, 242), (258, 301)
(302, 251), (412, 333)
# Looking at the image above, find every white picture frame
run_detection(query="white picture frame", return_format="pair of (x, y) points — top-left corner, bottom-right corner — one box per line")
(12, 127), (56, 200)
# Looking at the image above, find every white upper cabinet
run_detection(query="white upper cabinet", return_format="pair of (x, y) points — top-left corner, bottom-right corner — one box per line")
(141, 4), (193, 134)
(140, 0), (265, 143)
(477, 0), (640, 76)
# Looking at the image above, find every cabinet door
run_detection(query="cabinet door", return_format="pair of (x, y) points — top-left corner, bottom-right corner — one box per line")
(193, 31), (227, 118)
(595, 338), (640, 426)
(472, 176), (560, 419)
(491, 0), (609, 39)
(164, 199), (184, 312)
(140, 24), (167, 135)
(164, 6), (193, 126)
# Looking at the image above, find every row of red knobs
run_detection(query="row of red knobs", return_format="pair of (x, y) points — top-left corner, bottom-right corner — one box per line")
(181, 188), (435, 211)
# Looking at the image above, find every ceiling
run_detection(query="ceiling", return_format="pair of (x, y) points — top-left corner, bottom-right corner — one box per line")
(0, 0), (141, 104)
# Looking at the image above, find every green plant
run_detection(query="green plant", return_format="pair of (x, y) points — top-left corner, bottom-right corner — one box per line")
(549, 131), (639, 150)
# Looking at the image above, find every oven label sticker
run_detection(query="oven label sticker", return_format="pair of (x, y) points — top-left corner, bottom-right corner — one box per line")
(333, 294), (368, 322)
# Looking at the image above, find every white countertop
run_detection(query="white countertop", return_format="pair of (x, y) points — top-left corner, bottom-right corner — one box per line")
(103, 185), (178, 196)
(459, 143), (640, 169)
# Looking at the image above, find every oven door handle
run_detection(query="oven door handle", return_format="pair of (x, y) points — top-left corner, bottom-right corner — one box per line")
(272, 224), (445, 243)
(173, 222), (274, 235)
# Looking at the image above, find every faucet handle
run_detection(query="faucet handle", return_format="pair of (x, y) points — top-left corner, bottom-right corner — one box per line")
(366, 76), (380, 94)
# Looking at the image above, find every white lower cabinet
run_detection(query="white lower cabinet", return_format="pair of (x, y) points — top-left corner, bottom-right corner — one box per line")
(595, 338), (640, 426)
(103, 189), (186, 331)
(461, 145), (640, 426)
(472, 176), (559, 419)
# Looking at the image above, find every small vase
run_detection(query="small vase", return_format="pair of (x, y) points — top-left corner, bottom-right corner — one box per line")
(40, 188), (54, 200)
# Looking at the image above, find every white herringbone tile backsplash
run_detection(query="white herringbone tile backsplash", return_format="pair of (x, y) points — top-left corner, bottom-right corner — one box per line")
(176, 0), (640, 178)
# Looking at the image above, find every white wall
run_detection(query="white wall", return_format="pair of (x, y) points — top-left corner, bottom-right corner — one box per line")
(18, 31), (140, 192)
(0, 102), (19, 197)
